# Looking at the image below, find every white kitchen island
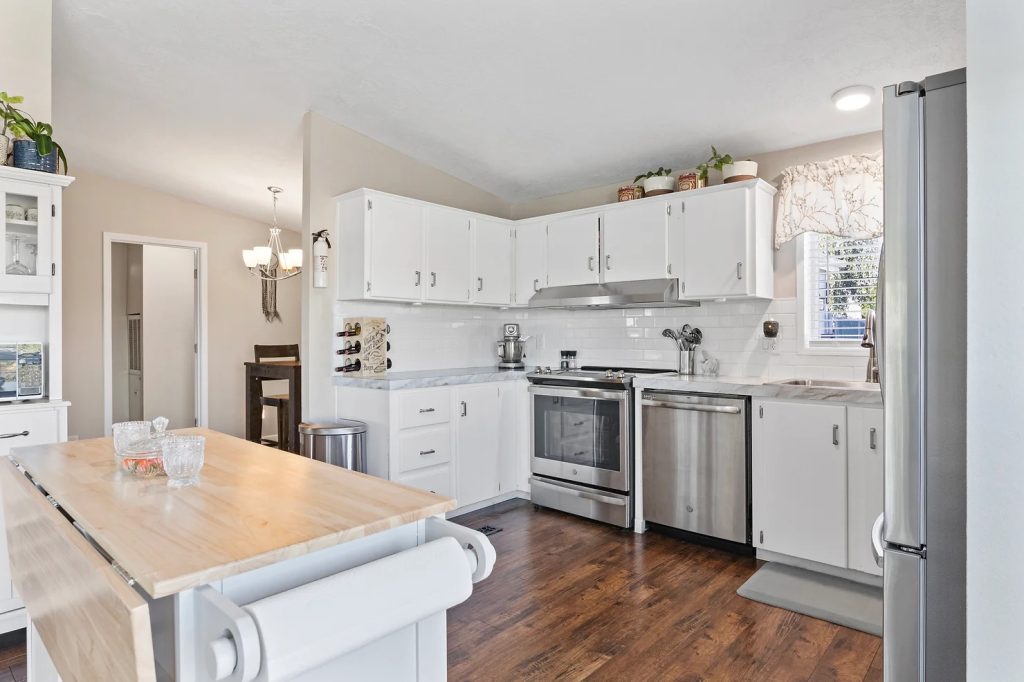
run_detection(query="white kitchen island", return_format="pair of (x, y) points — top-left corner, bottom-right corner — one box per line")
(0, 429), (494, 681)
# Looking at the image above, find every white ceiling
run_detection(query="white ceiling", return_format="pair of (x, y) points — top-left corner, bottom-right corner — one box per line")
(52, 0), (964, 228)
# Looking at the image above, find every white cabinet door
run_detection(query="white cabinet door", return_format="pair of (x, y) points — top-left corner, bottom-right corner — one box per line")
(472, 218), (512, 306)
(0, 180), (53, 294)
(682, 187), (749, 298)
(601, 200), (668, 282)
(496, 383), (520, 494)
(367, 194), (424, 301)
(513, 220), (547, 306)
(847, 406), (884, 576)
(546, 212), (600, 287)
(425, 206), (472, 303)
(753, 399), (848, 567)
(453, 384), (500, 507)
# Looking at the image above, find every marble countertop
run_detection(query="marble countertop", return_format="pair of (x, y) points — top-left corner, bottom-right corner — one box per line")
(334, 366), (529, 390)
(633, 375), (882, 405)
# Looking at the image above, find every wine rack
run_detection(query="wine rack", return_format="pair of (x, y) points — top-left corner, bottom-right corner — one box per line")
(335, 317), (390, 376)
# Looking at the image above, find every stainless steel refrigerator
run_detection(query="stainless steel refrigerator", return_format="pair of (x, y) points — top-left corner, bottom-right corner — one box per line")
(873, 68), (967, 680)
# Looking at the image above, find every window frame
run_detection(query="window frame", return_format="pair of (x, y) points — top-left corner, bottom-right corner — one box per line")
(795, 232), (876, 356)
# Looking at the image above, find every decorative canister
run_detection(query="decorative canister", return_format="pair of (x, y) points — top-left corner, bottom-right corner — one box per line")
(618, 185), (637, 202)
(678, 170), (704, 191)
(632, 185), (644, 200)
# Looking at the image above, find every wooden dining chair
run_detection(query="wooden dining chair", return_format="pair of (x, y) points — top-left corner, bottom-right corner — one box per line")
(253, 344), (300, 451)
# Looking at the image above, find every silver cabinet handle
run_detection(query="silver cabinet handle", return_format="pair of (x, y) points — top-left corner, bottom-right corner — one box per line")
(533, 278), (540, 292)
(640, 399), (741, 414)
(0, 431), (29, 439)
(667, 263), (673, 275)
(460, 401), (467, 417)
(419, 449), (436, 456)
(605, 254), (612, 270)
(587, 256), (595, 272)
(476, 277), (483, 292)
(869, 427), (878, 450)
(736, 262), (744, 280)
(667, 204), (672, 216)
(430, 272), (437, 287)
(418, 407), (435, 414)
(833, 424), (840, 446)
(414, 270), (421, 286)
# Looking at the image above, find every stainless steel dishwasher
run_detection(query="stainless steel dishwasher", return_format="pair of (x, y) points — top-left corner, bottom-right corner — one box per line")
(641, 391), (751, 549)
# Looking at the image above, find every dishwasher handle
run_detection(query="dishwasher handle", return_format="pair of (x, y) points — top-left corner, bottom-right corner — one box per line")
(640, 399), (741, 414)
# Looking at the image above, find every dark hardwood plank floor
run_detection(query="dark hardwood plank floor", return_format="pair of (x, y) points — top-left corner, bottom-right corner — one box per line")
(449, 499), (881, 681)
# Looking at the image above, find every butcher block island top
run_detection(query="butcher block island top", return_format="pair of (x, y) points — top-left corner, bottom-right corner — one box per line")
(7, 428), (455, 599)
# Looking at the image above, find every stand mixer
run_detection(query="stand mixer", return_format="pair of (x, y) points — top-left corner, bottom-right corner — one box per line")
(497, 323), (528, 369)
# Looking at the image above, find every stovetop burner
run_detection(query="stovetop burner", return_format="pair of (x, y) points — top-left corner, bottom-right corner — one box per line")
(527, 365), (674, 385)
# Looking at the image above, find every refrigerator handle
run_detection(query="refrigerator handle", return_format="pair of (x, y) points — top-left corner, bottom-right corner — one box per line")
(871, 512), (885, 568)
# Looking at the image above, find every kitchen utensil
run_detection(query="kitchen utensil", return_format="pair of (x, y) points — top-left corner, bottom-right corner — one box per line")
(662, 329), (680, 343)
(162, 434), (206, 487)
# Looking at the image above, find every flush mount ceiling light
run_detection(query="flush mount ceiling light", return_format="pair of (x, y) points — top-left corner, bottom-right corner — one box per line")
(242, 186), (302, 281)
(832, 85), (874, 112)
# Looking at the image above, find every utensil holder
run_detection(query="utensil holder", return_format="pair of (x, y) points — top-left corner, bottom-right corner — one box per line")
(678, 350), (696, 375)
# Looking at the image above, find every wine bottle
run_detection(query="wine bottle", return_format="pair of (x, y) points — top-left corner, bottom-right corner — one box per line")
(337, 359), (362, 373)
(336, 340), (362, 355)
(386, 358), (393, 369)
(336, 322), (362, 337)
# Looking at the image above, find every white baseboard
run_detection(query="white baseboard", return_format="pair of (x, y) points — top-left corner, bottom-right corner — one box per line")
(447, 490), (529, 519)
(756, 548), (883, 588)
(0, 607), (26, 635)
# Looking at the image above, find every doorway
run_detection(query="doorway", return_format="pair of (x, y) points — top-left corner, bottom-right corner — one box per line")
(102, 233), (208, 434)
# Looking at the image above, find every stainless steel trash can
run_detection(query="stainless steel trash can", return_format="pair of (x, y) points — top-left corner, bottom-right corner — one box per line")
(298, 420), (367, 472)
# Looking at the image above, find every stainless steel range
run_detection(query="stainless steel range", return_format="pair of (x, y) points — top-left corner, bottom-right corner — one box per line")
(527, 365), (672, 528)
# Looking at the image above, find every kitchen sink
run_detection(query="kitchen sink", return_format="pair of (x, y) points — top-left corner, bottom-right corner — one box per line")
(770, 379), (880, 391)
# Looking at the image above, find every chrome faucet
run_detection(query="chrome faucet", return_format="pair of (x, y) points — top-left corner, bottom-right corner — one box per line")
(862, 309), (879, 383)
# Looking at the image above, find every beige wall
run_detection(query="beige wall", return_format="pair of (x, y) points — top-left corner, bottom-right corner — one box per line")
(1, 0), (52, 122)
(510, 131), (883, 298)
(301, 111), (511, 420)
(63, 171), (301, 439)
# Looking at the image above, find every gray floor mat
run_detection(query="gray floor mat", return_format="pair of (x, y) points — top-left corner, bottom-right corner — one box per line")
(737, 562), (882, 636)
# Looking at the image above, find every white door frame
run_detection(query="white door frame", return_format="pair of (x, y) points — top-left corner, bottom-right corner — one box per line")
(101, 232), (210, 434)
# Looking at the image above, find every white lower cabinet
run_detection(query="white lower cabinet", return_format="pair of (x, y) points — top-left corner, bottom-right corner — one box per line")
(753, 399), (883, 576)
(339, 381), (527, 512)
(847, 407), (884, 576)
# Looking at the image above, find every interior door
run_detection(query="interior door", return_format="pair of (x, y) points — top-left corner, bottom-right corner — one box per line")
(472, 218), (512, 305)
(545, 212), (599, 287)
(601, 200), (668, 282)
(454, 384), (500, 506)
(682, 188), (749, 298)
(0, 180), (52, 294)
(425, 206), (471, 303)
(753, 399), (848, 566)
(513, 220), (547, 305)
(367, 195), (424, 300)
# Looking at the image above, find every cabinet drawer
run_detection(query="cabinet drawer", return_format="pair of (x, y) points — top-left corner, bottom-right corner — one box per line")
(398, 427), (451, 473)
(0, 409), (60, 456)
(397, 465), (452, 498)
(398, 389), (450, 429)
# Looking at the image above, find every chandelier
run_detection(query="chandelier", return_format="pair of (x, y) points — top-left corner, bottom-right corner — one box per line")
(242, 186), (302, 281)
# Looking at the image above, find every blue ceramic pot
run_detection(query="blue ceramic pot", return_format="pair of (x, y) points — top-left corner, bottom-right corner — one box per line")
(12, 139), (57, 173)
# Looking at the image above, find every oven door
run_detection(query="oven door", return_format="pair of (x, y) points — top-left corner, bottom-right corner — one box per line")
(528, 384), (630, 492)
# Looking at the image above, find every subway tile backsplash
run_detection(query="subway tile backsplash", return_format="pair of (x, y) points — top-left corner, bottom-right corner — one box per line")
(334, 298), (868, 381)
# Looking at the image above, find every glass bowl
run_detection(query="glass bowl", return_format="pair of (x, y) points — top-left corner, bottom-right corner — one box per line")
(161, 435), (205, 488)
(115, 451), (165, 477)
(112, 421), (152, 457)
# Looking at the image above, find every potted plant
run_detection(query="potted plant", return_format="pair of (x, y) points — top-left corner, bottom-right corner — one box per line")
(8, 110), (67, 174)
(0, 91), (25, 166)
(696, 146), (733, 185)
(634, 167), (676, 196)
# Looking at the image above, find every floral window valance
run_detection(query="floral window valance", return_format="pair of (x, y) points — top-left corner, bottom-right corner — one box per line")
(774, 153), (883, 249)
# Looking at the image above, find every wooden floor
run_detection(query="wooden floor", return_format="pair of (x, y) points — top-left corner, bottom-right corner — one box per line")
(0, 631), (26, 682)
(449, 500), (882, 681)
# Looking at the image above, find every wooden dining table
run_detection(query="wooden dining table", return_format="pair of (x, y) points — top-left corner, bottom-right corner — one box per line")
(244, 360), (302, 454)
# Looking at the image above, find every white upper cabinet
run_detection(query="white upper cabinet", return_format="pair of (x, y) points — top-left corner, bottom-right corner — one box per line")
(601, 200), (668, 283)
(425, 206), (472, 303)
(1, 179), (54, 294)
(546, 211), (600, 287)
(847, 406), (884, 576)
(472, 218), (512, 306)
(513, 220), (546, 306)
(678, 180), (774, 300)
(364, 193), (424, 301)
(753, 399), (848, 567)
